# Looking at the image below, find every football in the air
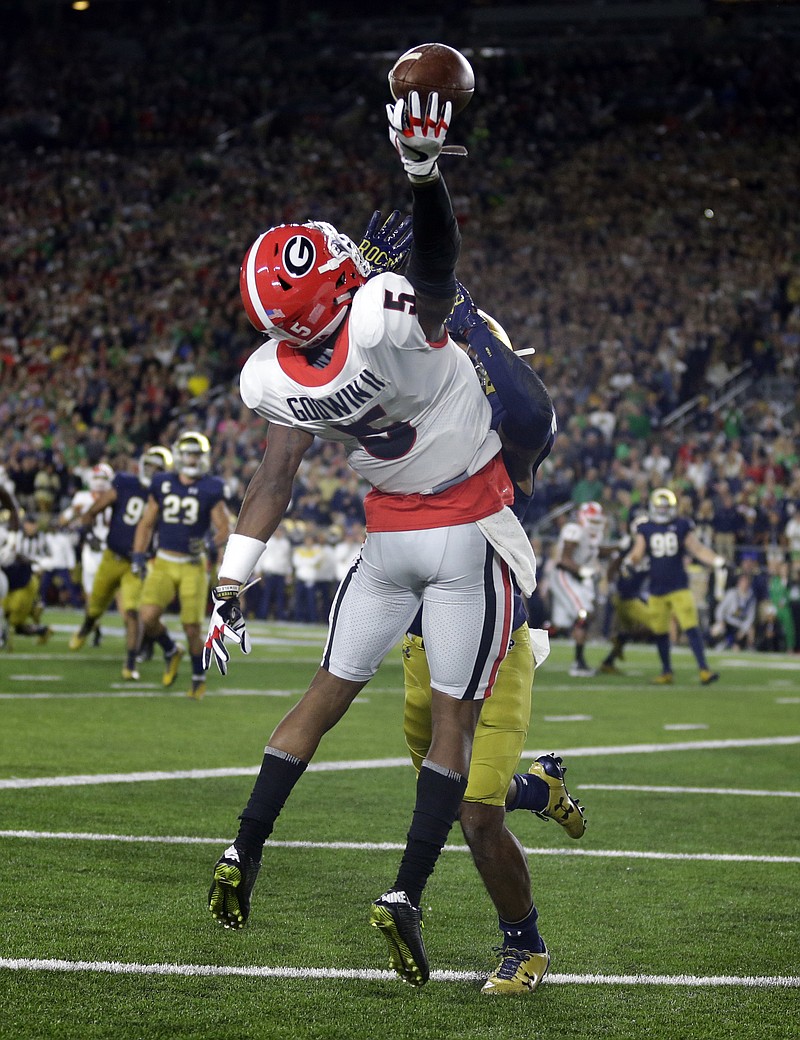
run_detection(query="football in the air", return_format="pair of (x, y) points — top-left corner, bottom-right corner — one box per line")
(388, 43), (475, 115)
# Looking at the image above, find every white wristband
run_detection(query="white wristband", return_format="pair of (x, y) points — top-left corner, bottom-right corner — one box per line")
(713, 556), (726, 570)
(218, 533), (267, 584)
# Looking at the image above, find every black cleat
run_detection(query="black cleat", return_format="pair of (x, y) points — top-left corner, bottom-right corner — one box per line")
(208, 844), (262, 929)
(370, 890), (429, 986)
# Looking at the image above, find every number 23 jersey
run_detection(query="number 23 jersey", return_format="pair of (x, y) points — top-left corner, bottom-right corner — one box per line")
(149, 472), (226, 555)
(238, 272), (502, 496)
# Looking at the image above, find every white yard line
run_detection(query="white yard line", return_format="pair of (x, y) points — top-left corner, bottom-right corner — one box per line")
(0, 957), (797, 988)
(0, 689), (298, 700)
(1, 830), (798, 865)
(3, 736), (799, 789)
(579, 783), (800, 797)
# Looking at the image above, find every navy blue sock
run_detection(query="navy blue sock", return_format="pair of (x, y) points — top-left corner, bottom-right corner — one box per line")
(685, 627), (708, 670)
(506, 772), (549, 813)
(236, 748), (307, 857)
(190, 652), (204, 678)
(655, 633), (671, 673)
(156, 631), (176, 654)
(499, 904), (545, 953)
(393, 762), (468, 907)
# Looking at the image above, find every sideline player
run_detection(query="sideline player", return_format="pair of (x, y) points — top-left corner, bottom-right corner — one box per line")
(203, 90), (538, 987)
(0, 482), (22, 648)
(69, 446), (173, 679)
(59, 463), (115, 642)
(399, 279), (585, 995)
(550, 501), (607, 676)
(623, 487), (724, 684)
(2, 514), (52, 644)
(133, 431), (231, 699)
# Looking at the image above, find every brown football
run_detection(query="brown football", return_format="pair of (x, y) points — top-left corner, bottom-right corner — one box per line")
(388, 43), (474, 115)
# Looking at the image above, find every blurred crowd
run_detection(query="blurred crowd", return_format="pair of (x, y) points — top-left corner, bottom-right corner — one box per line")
(1, 14), (798, 649)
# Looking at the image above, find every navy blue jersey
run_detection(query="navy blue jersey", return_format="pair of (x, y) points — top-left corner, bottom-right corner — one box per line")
(149, 472), (226, 554)
(107, 472), (149, 559)
(407, 393), (552, 637)
(637, 516), (694, 595)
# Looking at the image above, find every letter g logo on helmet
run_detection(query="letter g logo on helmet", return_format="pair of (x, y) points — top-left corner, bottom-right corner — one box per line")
(283, 236), (316, 277)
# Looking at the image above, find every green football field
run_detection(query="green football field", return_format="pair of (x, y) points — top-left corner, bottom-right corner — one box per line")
(1, 608), (798, 1040)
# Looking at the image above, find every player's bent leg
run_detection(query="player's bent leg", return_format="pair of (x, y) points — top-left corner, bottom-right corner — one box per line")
(460, 803), (549, 995)
(271, 667), (368, 762)
(209, 672), (367, 930)
(460, 802), (531, 922)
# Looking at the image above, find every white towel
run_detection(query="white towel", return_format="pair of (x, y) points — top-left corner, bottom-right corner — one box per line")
(529, 628), (551, 669)
(476, 506), (537, 598)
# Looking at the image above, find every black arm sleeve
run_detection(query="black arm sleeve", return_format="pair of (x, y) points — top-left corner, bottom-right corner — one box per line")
(467, 323), (555, 452)
(405, 175), (461, 298)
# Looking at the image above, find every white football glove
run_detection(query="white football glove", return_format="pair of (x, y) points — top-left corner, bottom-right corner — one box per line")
(202, 584), (252, 676)
(713, 561), (728, 603)
(386, 90), (452, 179)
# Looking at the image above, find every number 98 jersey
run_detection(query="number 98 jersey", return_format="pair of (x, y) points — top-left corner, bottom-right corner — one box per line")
(239, 271), (501, 496)
(149, 472), (226, 555)
(637, 516), (694, 596)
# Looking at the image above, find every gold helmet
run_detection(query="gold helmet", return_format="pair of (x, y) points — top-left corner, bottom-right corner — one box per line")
(139, 445), (174, 486)
(649, 487), (678, 523)
(172, 431), (210, 478)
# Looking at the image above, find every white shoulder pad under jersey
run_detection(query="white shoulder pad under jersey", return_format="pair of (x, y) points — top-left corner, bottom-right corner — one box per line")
(239, 272), (501, 495)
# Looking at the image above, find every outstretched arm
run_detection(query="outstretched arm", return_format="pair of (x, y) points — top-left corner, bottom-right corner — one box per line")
(406, 175), (461, 339)
(387, 92), (460, 339)
(685, 530), (726, 570)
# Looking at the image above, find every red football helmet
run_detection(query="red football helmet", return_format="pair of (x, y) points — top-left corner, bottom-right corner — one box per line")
(577, 500), (605, 532)
(88, 463), (114, 492)
(240, 221), (370, 350)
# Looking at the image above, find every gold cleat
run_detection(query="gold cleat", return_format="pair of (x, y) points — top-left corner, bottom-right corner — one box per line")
(527, 755), (586, 839)
(187, 680), (206, 701)
(162, 646), (184, 687)
(481, 945), (550, 995)
(650, 672), (674, 685)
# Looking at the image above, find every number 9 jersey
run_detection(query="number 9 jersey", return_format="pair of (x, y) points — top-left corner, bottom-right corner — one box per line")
(238, 271), (502, 497)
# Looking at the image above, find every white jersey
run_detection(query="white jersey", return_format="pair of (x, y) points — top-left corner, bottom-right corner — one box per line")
(61, 489), (111, 596)
(239, 272), (501, 496)
(61, 490), (111, 548)
(554, 522), (601, 570)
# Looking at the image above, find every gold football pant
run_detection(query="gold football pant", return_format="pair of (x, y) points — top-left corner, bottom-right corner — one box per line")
(402, 622), (534, 806)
